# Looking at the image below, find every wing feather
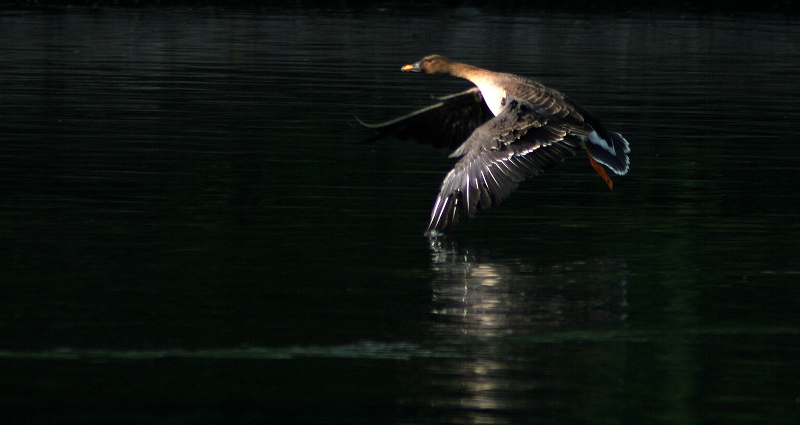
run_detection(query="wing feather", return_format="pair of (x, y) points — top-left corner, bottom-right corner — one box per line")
(358, 88), (494, 150)
(425, 100), (581, 236)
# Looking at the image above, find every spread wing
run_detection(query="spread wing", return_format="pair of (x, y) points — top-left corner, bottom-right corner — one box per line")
(425, 100), (582, 236)
(506, 75), (630, 175)
(358, 88), (494, 150)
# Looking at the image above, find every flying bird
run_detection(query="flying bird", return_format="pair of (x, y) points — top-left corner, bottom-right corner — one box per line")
(360, 55), (630, 236)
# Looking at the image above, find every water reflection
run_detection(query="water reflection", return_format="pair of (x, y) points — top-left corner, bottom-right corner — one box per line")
(421, 239), (628, 423)
(429, 238), (627, 338)
(2, 6), (799, 424)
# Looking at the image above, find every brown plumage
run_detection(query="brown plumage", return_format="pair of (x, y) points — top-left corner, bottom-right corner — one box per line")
(363, 55), (630, 236)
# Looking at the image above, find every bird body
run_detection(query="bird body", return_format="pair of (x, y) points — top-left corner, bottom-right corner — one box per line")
(367, 55), (630, 236)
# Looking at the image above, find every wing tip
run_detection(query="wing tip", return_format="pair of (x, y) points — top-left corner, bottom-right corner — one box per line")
(425, 192), (461, 236)
(424, 229), (446, 238)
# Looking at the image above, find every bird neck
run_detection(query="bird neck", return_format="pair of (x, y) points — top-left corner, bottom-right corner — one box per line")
(447, 62), (484, 80)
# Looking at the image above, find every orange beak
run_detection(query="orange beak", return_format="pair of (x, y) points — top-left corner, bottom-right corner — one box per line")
(401, 62), (421, 72)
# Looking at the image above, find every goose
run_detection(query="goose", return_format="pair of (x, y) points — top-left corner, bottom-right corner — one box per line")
(361, 55), (630, 237)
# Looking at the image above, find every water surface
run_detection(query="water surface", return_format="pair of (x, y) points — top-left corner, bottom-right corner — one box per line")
(1, 6), (799, 424)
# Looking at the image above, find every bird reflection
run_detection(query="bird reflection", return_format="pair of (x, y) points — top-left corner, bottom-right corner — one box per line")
(428, 238), (627, 338)
(421, 238), (628, 424)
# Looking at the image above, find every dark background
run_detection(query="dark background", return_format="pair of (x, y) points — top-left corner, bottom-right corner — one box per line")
(1, 3), (799, 424)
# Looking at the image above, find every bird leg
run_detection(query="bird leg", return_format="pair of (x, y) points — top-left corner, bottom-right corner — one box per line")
(587, 152), (614, 190)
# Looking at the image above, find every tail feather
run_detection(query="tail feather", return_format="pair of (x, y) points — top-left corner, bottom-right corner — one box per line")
(585, 131), (630, 176)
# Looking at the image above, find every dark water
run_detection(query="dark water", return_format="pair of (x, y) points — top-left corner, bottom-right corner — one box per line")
(2, 6), (800, 424)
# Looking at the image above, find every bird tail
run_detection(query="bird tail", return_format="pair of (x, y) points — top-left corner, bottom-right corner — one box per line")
(585, 131), (630, 176)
